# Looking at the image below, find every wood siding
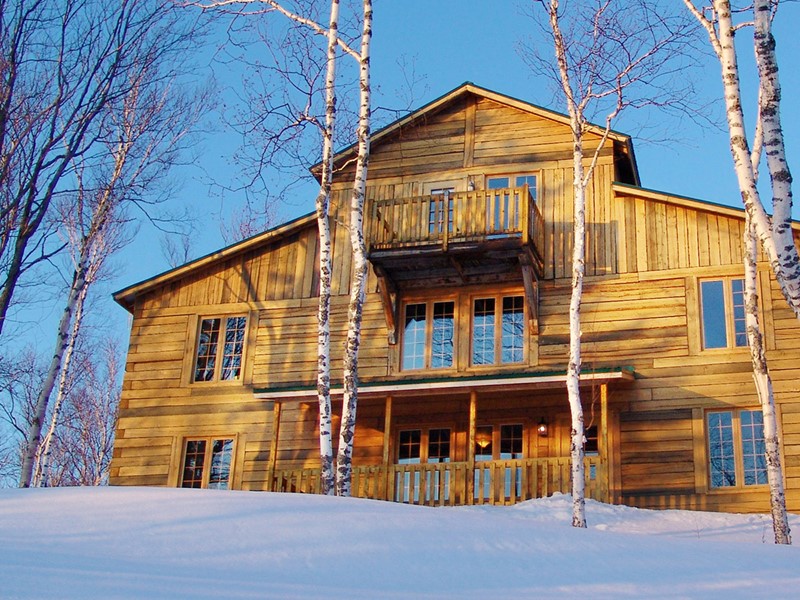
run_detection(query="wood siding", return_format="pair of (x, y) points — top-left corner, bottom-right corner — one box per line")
(110, 89), (800, 514)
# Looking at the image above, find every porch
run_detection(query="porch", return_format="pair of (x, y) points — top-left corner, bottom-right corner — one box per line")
(256, 369), (634, 507)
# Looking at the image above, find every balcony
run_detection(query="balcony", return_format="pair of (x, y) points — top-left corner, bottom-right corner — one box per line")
(365, 186), (544, 288)
(268, 456), (607, 507)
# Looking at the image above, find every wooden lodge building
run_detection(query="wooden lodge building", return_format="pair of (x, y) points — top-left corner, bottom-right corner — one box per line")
(110, 83), (800, 513)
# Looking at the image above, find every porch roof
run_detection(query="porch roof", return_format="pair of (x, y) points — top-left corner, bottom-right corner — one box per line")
(253, 366), (635, 401)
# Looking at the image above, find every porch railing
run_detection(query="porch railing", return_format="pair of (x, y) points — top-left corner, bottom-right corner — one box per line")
(269, 456), (606, 507)
(365, 185), (543, 255)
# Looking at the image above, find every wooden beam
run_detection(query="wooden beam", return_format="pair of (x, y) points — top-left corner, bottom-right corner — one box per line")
(600, 384), (609, 502)
(382, 395), (393, 466)
(463, 96), (476, 168)
(374, 266), (398, 344)
(520, 257), (539, 331)
(467, 390), (477, 504)
(266, 401), (282, 491)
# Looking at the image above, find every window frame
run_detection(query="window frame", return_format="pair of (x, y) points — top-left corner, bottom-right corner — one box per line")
(470, 294), (526, 367)
(698, 277), (747, 351)
(179, 436), (236, 490)
(191, 314), (249, 383)
(485, 173), (538, 202)
(705, 408), (768, 491)
(396, 427), (453, 464)
(400, 298), (457, 372)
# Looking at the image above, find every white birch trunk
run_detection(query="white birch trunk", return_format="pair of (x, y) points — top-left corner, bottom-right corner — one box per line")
(688, 0), (800, 318)
(548, 0), (586, 528)
(315, 0), (340, 497)
(752, 0), (800, 312)
(335, 0), (371, 497)
(744, 215), (791, 544)
(33, 279), (90, 487)
(19, 257), (92, 487)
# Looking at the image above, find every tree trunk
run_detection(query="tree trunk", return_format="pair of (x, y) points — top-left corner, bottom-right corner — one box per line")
(335, 0), (372, 497)
(743, 214), (791, 544)
(315, 0), (340, 497)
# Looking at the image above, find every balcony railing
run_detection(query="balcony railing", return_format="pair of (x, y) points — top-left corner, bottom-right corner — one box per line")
(365, 185), (543, 256)
(268, 456), (606, 507)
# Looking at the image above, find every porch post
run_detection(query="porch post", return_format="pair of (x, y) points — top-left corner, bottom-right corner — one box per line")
(600, 383), (609, 502)
(467, 390), (477, 504)
(382, 395), (393, 501)
(267, 401), (282, 492)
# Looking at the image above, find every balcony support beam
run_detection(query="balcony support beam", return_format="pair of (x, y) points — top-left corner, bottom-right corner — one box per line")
(375, 266), (398, 345)
(520, 252), (540, 331)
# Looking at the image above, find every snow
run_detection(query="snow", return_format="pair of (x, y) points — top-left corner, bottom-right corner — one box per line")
(1, 487), (798, 599)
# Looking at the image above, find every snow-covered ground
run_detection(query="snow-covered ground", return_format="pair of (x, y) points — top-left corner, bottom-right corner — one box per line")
(1, 487), (798, 599)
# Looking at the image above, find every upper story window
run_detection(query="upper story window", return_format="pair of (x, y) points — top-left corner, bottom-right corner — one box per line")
(700, 278), (746, 349)
(487, 174), (537, 201)
(402, 301), (455, 370)
(181, 437), (234, 489)
(707, 409), (766, 489)
(194, 316), (247, 382)
(472, 296), (525, 366)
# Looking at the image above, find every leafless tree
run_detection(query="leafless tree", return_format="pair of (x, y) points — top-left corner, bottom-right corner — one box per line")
(16, 20), (208, 487)
(524, 0), (696, 527)
(683, 0), (791, 544)
(0, 0), (207, 338)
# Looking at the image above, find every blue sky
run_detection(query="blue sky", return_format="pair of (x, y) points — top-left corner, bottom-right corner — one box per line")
(18, 1), (800, 343)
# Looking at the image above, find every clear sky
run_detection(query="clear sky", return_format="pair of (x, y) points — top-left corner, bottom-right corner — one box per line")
(19, 1), (800, 343)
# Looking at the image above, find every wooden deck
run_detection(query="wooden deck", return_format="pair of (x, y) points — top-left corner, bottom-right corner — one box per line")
(365, 186), (544, 285)
(268, 456), (606, 507)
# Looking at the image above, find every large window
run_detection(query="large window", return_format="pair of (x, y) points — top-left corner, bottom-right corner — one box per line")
(396, 428), (452, 502)
(707, 409), (767, 489)
(194, 316), (247, 382)
(402, 301), (455, 370)
(472, 296), (525, 366)
(700, 278), (746, 350)
(474, 424), (524, 499)
(487, 174), (538, 201)
(181, 438), (234, 489)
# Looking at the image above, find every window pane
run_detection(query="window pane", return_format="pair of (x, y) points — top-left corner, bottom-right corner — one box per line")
(431, 302), (454, 368)
(707, 412), (736, 487)
(701, 281), (727, 349)
(403, 304), (426, 370)
(515, 175), (537, 202)
(500, 424), (523, 459)
(398, 430), (421, 463)
(731, 279), (747, 347)
(474, 425), (493, 461)
(221, 317), (247, 381)
(740, 410), (767, 485)
(194, 319), (221, 381)
(428, 428), (451, 463)
(487, 177), (509, 189)
(585, 425), (599, 455)
(208, 439), (234, 489)
(501, 296), (524, 363)
(473, 298), (495, 365)
(181, 440), (207, 488)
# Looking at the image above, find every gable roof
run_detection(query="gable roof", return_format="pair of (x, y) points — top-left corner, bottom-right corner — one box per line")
(317, 81), (640, 184)
(113, 211), (316, 313)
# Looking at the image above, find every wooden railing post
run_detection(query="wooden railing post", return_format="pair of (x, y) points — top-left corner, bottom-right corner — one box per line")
(267, 401), (282, 492)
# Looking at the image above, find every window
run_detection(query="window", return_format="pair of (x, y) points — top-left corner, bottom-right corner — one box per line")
(472, 296), (525, 366)
(181, 438), (234, 489)
(396, 428), (451, 502)
(487, 174), (537, 201)
(194, 316), (247, 382)
(700, 278), (746, 349)
(474, 424), (524, 499)
(428, 187), (454, 235)
(402, 301), (455, 370)
(707, 409), (767, 488)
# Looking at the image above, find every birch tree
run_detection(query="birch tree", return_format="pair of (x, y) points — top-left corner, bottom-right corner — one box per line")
(199, 0), (373, 496)
(18, 47), (206, 487)
(527, 0), (694, 527)
(683, 0), (791, 545)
